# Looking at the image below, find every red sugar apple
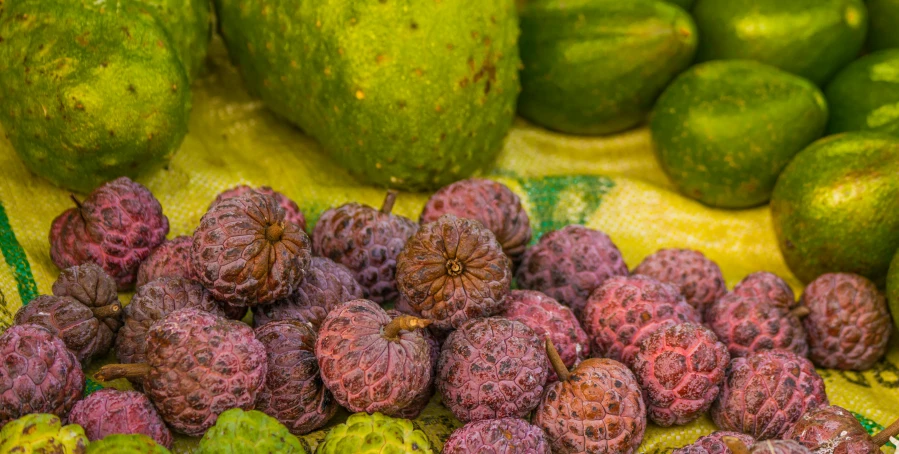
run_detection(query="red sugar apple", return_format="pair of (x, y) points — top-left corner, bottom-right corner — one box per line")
(633, 248), (726, 315)
(68, 388), (172, 448)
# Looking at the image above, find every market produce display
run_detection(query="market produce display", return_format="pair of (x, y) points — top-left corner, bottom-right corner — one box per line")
(4, 0), (899, 452)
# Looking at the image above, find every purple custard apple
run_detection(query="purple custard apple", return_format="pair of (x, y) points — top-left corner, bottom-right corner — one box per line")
(136, 235), (194, 288)
(673, 432), (757, 454)
(68, 388), (172, 448)
(732, 272), (795, 309)
(52, 262), (123, 332)
(786, 405), (882, 454)
(443, 417), (550, 454)
(705, 293), (808, 359)
(633, 248), (726, 315)
(212, 185), (307, 233)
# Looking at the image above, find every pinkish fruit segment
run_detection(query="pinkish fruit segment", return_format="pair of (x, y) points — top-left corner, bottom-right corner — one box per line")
(633, 248), (726, 315)
(732, 272), (795, 309)
(136, 236), (194, 288)
(443, 417), (551, 454)
(68, 388), (173, 448)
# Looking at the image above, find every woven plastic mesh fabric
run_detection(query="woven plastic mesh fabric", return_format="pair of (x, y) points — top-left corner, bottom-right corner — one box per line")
(0, 40), (897, 453)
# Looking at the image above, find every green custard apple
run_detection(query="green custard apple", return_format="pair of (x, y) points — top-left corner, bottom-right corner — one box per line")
(214, 0), (519, 191)
(315, 412), (433, 454)
(826, 49), (899, 138)
(85, 434), (170, 454)
(136, 0), (212, 80)
(692, 0), (867, 85)
(518, 0), (697, 135)
(0, 0), (191, 193)
(0, 413), (88, 454)
(196, 409), (306, 454)
(650, 60), (828, 208)
(867, 0), (899, 51)
(771, 132), (899, 284)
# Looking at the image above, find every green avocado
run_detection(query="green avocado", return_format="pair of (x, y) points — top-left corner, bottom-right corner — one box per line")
(215, 0), (520, 191)
(650, 60), (828, 208)
(826, 49), (899, 137)
(137, 0), (212, 80)
(86, 434), (170, 454)
(197, 409), (305, 454)
(771, 132), (899, 284)
(887, 250), (899, 332)
(693, 0), (868, 85)
(868, 0), (899, 51)
(518, 0), (697, 135)
(0, 0), (191, 193)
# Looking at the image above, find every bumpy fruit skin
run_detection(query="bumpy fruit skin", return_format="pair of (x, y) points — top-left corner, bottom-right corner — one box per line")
(316, 299), (431, 416)
(316, 412), (433, 454)
(0, 325), (84, 426)
(397, 214), (512, 330)
(582, 275), (700, 366)
(144, 309), (267, 436)
(388, 310), (440, 420)
(212, 185), (307, 233)
(437, 317), (548, 422)
(68, 389), (172, 448)
(116, 277), (224, 365)
(749, 440), (813, 454)
(192, 192), (311, 306)
(196, 409), (305, 454)
(732, 272), (796, 309)
(313, 199), (418, 304)
(85, 434), (171, 454)
(711, 350), (828, 440)
(633, 323), (730, 426)
(49, 177), (170, 290)
(705, 293), (809, 358)
(672, 431), (757, 454)
(633, 248), (726, 314)
(136, 236), (194, 288)
(419, 179), (532, 265)
(52, 263), (123, 332)
(253, 257), (364, 330)
(0, 414), (88, 453)
(503, 290), (589, 383)
(800, 273), (891, 370)
(534, 358), (646, 454)
(14, 295), (116, 365)
(786, 405), (879, 454)
(254, 321), (336, 435)
(516, 225), (628, 316)
(443, 417), (551, 454)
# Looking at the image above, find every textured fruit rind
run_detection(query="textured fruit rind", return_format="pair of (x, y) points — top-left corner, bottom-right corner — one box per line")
(732, 272), (796, 309)
(212, 185), (307, 233)
(705, 293), (808, 359)
(315, 299), (431, 415)
(442, 417), (551, 454)
(419, 178), (532, 265)
(85, 434), (171, 454)
(800, 273), (891, 370)
(52, 263), (123, 332)
(785, 405), (879, 454)
(516, 225), (628, 316)
(68, 388), (173, 448)
(312, 201), (417, 304)
(672, 431), (756, 454)
(397, 214), (512, 330)
(145, 309), (267, 436)
(137, 236), (195, 288)
(534, 358), (646, 454)
(633, 248), (727, 315)
(196, 409), (305, 454)
(437, 317), (548, 422)
(316, 412), (433, 454)
(504, 290), (589, 383)
(749, 440), (813, 454)
(14, 295), (115, 365)
(632, 323), (730, 426)
(582, 275), (700, 366)
(0, 325), (85, 426)
(192, 192), (311, 306)
(0, 413), (88, 454)
(254, 320), (336, 435)
(711, 350), (828, 440)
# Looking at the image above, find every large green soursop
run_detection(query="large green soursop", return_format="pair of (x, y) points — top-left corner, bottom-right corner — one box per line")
(0, 0), (190, 192)
(316, 412), (433, 454)
(138, 0), (213, 80)
(215, 0), (520, 190)
(197, 409), (306, 454)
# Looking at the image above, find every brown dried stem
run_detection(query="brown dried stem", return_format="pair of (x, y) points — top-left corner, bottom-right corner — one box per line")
(545, 338), (570, 382)
(91, 303), (121, 319)
(70, 194), (86, 221)
(383, 315), (432, 339)
(380, 190), (398, 214)
(722, 436), (750, 454)
(872, 416), (899, 446)
(95, 363), (152, 382)
(790, 306), (810, 319)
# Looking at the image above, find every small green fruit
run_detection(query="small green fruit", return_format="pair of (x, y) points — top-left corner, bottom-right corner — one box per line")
(197, 409), (305, 454)
(825, 49), (899, 138)
(85, 434), (170, 454)
(0, 413), (88, 454)
(316, 412), (433, 454)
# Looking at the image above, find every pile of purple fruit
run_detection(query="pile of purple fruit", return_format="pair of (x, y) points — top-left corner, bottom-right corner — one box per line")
(1, 175), (897, 453)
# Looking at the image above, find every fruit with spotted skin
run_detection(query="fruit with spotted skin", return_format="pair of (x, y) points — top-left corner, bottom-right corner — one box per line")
(136, 236), (194, 288)
(68, 389), (172, 448)
(633, 248), (727, 315)
(0, 414), (87, 453)
(705, 293), (809, 358)
(196, 409), (306, 454)
(442, 418), (550, 454)
(786, 405), (883, 454)
(315, 412), (433, 454)
(731, 272), (795, 309)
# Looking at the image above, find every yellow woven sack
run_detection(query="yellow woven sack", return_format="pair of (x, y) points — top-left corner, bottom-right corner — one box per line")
(0, 42), (897, 453)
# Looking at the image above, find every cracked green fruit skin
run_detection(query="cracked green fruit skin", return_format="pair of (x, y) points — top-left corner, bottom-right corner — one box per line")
(316, 412), (433, 454)
(197, 409), (305, 454)
(825, 50), (899, 138)
(693, 0), (867, 85)
(771, 132), (899, 285)
(650, 60), (828, 208)
(518, 0), (697, 135)
(137, 0), (212, 80)
(86, 434), (170, 454)
(868, 0), (899, 51)
(214, 0), (519, 191)
(0, 413), (88, 454)
(0, 0), (191, 193)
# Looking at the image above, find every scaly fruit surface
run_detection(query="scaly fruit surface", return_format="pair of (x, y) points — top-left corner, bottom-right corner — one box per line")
(442, 417), (551, 454)
(52, 263), (122, 332)
(633, 248), (726, 315)
(705, 293), (808, 358)
(196, 409), (306, 454)
(786, 405), (880, 454)
(84, 434), (171, 454)
(136, 236), (194, 288)
(14, 295), (118, 365)
(211, 185), (307, 233)
(0, 414), (87, 454)
(68, 388), (172, 448)
(315, 412), (433, 454)
(672, 431), (757, 454)
(732, 272), (796, 310)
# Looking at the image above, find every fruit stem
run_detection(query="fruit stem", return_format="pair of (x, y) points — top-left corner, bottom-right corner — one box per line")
(383, 315), (432, 340)
(790, 306), (810, 318)
(70, 194), (85, 221)
(380, 190), (398, 214)
(95, 363), (151, 382)
(872, 416), (899, 446)
(91, 302), (121, 319)
(722, 436), (750, 454)
(445, 259), (464, 276)
(265, 223), (284, 242)
(545, 338), (570, 382)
